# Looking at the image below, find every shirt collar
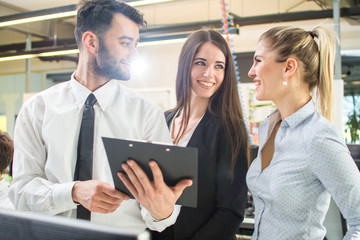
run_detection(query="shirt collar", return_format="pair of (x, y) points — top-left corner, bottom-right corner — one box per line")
(267, 108), (281, 124)
(70, 72), (118, 111)
(265, 99), (315, 128)
(283, 99), (316, 128)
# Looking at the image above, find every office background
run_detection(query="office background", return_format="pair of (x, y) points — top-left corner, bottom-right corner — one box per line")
(0, 0), (359, 239)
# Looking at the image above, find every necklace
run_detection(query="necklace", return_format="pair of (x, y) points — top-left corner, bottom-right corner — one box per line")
(171, 113), (204, 145)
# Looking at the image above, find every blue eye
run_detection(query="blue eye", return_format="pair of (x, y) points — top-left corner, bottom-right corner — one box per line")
(194, 61), (205, 66)
(215, 64), (224, 69)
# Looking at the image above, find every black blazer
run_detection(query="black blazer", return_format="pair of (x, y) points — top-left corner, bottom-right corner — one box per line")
(152, 110), (248, 240)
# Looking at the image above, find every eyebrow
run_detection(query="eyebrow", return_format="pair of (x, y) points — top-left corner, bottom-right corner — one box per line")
(193, 57), (225, 64)
(118, 36), (140, 43)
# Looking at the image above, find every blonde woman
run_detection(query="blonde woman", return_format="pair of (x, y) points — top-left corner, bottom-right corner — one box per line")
(246, 26), (360, 239)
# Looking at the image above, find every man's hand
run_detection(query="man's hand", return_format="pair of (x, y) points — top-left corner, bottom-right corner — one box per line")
(72, 180), (129, 213)
(118, 160), (192, 221)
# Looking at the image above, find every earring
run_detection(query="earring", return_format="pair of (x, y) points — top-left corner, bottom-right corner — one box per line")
(282, 74), (287, 86)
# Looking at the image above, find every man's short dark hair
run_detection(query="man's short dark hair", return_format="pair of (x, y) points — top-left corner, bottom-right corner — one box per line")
(74, 0), (146, 47)
(0, 130), (13, 174)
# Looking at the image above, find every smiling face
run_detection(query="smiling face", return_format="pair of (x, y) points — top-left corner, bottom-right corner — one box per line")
(94, 13), (140, 81)
(190, 42), (226, 100)
(248, 39), (287, 102)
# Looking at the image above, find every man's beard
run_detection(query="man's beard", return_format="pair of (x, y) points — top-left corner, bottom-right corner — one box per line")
(94, 39), (131, 81)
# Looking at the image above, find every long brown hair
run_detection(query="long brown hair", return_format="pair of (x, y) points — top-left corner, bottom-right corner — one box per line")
(172, 29), (249, 169)
(260, 26), (337, 121)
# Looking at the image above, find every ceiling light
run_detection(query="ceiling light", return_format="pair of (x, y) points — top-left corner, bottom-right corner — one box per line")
(341, 49), (360, 57)
(0, 11), (77, 27)
(0, 0), (177, 28)
(37, 49), (79, 57)
(139, 38), (187, 47)
(0, 49), (79, 62)
(0, 54), (36, 62)
(129, 0), (176, 7)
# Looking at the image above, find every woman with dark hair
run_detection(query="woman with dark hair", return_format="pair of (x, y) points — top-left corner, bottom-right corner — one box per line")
(152, 29), (249, 240)
(246, 26), (360, 239)
(0, 130), (14, 210)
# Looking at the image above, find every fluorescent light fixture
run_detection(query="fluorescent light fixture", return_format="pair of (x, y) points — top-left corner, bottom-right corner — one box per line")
(138, 38), (186, 47)
(341, 49), (360, 57)
(0, 54), (36, 62)
(137, 32), (235, 47)
(0, 0), (177, 28)
(0, 49), (79, 62)
(0, 11), (77, 27)
(129, 0), (176, 7)
(37, 49), (79, 57)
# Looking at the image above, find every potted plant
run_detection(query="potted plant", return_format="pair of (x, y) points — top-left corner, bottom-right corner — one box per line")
(346, 94), (360, 143)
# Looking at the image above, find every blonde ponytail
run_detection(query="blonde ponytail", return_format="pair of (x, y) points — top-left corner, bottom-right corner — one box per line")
(312, 26), (337, 122)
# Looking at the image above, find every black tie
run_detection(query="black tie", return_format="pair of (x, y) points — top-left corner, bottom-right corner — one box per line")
(74, 93), (97, 220)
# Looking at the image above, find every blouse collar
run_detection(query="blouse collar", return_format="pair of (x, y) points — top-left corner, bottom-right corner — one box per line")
(266, 99), (316, 128)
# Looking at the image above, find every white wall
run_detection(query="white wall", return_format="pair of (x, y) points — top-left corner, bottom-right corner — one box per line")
(121, 41), (185, 109)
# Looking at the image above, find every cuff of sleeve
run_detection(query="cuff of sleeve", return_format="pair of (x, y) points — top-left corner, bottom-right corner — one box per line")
(141, 205), (182, 232)
(52, 181), (78, 214)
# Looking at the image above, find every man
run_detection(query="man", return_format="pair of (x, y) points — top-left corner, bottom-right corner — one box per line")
(9, 0), (191, 232)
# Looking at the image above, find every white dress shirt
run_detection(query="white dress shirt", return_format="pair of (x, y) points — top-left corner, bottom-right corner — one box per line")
(0, 179), (14, 210)
(246, 100), (360, 240)
(9, 73), (179, 232)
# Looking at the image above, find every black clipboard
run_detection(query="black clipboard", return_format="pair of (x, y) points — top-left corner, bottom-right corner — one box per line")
(102, 137), (198, 208)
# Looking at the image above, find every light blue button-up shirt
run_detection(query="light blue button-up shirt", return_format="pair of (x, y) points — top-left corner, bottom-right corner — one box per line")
(246, 100), (360, 239)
